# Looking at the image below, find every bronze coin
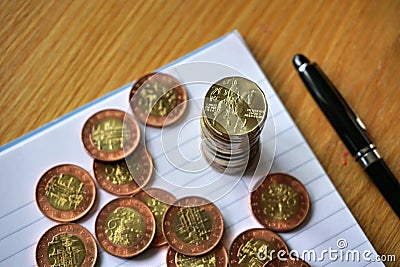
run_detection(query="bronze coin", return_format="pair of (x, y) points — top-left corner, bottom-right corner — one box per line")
(95, 197), (155, 258)
(36, 223), (97, 267)
(266, 257), (311, 267)
(35, 164), (96, 222)
(93, 144), (153, 196)
(228, 228), (289, 267)
(134, 188), (177, 247)
(81, 109), (140, 161)
(162, 196), (224, 256)
(251, 173), (310, 232)
(166, 242), (228, 267)
(129, 72), (188, 127)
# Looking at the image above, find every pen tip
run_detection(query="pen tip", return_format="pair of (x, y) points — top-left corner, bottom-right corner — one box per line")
(293, 54), (310, 69)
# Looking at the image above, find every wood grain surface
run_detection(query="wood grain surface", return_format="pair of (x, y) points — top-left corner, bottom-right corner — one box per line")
(1, 0), (399, 265)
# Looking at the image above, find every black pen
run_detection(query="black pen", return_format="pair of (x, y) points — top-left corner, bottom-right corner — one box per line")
(292, 54), (400, 218)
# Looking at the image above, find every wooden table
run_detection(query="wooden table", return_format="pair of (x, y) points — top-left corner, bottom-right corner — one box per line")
(1, 0), (399, 265)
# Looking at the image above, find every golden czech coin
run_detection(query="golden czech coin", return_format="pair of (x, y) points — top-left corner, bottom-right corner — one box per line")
(162, 196), (224, 256)
(81, 109), (140, 161)
(134, 188), (176, 247)
(166, 242), (228, 267)
(251, 173), (310, 232)
(36, 223), (97, 267)
(129, 72), (188, 127)
(35, 164), (96, 222)
(95, 197), (155, 258)
(228, 228), (289, 267)
(93, 144), (153, 196)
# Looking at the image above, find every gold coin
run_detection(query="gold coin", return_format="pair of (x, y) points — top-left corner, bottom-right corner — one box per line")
(35, 164), (96, 222)
(36, 223), (97, 267)
(203, 77), (267, 137)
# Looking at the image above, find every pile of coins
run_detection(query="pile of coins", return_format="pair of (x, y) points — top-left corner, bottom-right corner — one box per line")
(34, 71), (312, 267)
(201, 76), (268, 174)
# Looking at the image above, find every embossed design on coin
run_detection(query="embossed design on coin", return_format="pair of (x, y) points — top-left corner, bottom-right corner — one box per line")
(228, 228), (288, 267)
(166, 243), (228, 267)
(129, 73), (187, 127)
(251, 173), (310, 232)
(266, 257), (311, 267)
(95, 197), (155, 257)
(203, 76), (267, 136)
(93, 144), (153, 196)
(36, 223), (97, 267)
(36, 164), (96, 222)
(134, 188), (176, 247)
(105, 207), (144, 246)
(82, 109), (140, 161)
(162, 196), (224, 256)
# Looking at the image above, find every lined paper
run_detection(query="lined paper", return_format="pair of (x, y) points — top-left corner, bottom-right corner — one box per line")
(0, 31), (383, 266)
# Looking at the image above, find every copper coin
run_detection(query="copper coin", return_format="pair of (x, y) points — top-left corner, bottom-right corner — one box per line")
(35, 164), (96, 222)
(228, 228), (289, 267)
(166, 242), (228, 267)
(162, 196), (224, 256)
(251, 173), (310, 232)
(266, 257), (311, 267)
(93, 144), (153, 196)
(129, 72), (188, 127)
(81, 109), (140, 161)
(36, 223), (97, 267)
(134, 188), (177, 247)
(95, 197), (155, 258)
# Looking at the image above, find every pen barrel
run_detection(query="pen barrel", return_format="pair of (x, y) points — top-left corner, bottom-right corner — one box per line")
(364, 159), (400, 218)
(299, 63), (371, 155)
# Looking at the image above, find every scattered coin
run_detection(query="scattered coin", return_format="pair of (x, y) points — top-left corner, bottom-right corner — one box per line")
(36, 223), (97, 267)
(251, 173), (310, 232)
(93, 144), (153, 196)
(95, 197), (155, 258)
(266, 257), (311, 267)
(201, 76), (267, 173)
(162, 196), (224, 256)
(228, 228), (289, 267)
(35, 164), (96, 222)
(81, 109), (140, 161)
(129, 72), (188, 127)
(134, 188), (177, 247)
(166, 242), (228, 267)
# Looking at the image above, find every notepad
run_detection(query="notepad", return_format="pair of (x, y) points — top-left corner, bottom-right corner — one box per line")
(0, 31), (383, 267)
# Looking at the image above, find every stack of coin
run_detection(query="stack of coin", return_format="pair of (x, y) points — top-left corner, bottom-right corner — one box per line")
(201, 76), (267, 174)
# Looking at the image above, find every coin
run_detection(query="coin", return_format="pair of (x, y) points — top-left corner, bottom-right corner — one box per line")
(203, 76), (267, 138)
(162, 196), (224, 256)
(93, 144), (153, 196)
(81, 109), (140, 161)
(134, 188), (177, 247)
(166, 242), (228, 267)
(251, 173), (310, 232)
(266, 257), (311, 267)
(36, 223), (97, 267)
(228, 228), (289, 266)
(129, 72), (188, 127)
(35, 164), (96, 222)
(95, 197), (155, 257)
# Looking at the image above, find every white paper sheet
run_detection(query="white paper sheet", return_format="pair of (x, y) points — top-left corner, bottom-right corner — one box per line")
(0, 31), (383, 266)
